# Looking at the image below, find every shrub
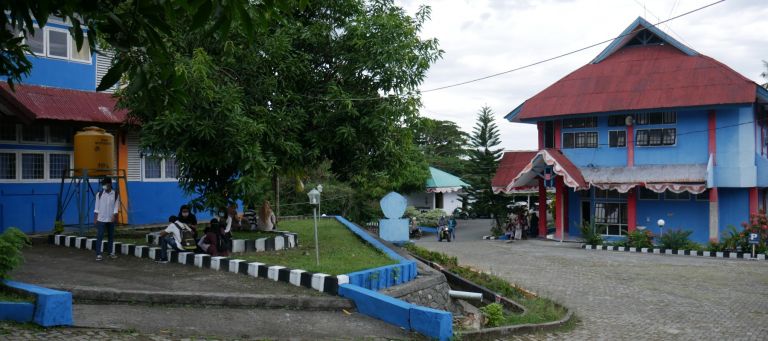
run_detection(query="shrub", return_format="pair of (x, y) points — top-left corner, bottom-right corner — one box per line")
(0, 227), (30, 279)
(658, 229), (693, 250)
(579, 221), (603, 245)
(626, 229), (654, 249)
(404, 208), (446, 227)
(480, 303), (504, 327)
(706, 240), (723, 252)
(53, 220), (64, 234)
(721, 225), (750, 251)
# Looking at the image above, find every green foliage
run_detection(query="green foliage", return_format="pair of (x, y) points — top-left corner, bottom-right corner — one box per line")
(706, 240), (724, 252)
(626, 230), (654, 249)
(404, 243), (458, 267)
(480, 303), (504, 327)
(719, 211), (768, 253)
(462, 106), (509, 229)
(412, 117), (470, 178)
(579, 221), (603, 245)
(0, 228), (30, 279)
(404, 208), (446, 227)
(658, 229), (693, 250)
(53, 220), (64, 234)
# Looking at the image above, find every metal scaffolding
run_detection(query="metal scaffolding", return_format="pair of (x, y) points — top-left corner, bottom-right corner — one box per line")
(55, 168), (129, 236)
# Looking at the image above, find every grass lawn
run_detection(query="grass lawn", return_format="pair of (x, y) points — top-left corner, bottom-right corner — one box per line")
(0, 286), (34, 303)
(237, 219), (396, 275)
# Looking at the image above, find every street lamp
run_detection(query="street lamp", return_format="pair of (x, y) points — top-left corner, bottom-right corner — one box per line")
(308, 188), (321, 266)
(317, 184), (323, 216)
(657, 219), (665, 237)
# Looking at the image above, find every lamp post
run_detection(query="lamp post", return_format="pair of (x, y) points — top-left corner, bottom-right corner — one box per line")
(657, 219), (665, 237)
(308, 188), (321, 266)
(317, 184), (323, 216)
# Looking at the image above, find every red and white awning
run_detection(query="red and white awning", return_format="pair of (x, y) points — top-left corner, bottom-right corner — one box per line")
(511, 149), (588, 190)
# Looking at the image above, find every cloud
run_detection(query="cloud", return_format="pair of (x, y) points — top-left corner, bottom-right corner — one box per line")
(397, 0), (768, 150)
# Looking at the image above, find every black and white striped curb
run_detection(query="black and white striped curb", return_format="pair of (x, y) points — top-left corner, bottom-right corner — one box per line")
(51, 234), (348, 294)
(482, 235), (501, 240)
(144, 231), (299, 253)
(583, 244), (768, 261)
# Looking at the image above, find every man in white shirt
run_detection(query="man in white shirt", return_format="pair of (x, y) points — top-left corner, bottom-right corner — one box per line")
(156, 215), (190, 263)
(94, 177), (119, 261)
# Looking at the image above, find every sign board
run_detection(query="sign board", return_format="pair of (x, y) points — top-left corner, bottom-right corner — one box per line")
(748, 233), (759, 245)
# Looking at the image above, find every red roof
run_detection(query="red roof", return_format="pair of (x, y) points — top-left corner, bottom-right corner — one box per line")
(514, 44), (758, 120)
(492, 151), (538, 191)
(0, 82), (127, 124)
(539, 148), (587, 189)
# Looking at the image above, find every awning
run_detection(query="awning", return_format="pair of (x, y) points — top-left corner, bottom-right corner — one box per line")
(511, 149), (588, 190)
(492, 151), (539, 194)
(581, 164), (708, 194)
(0, 82), (127, 124)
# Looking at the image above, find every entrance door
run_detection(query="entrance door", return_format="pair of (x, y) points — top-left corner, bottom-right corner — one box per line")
(435, 192), (444, 209)
(580, 201), (591, 227)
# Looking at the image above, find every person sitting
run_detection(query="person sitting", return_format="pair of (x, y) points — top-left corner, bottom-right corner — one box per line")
(259, 200), (277, 231)
(157, 215), (191, 263)
(226, 204), (244, 232)
(198, 218), (221, 256)
(177, 204), (198, 238)
(243, 204), (258, 231)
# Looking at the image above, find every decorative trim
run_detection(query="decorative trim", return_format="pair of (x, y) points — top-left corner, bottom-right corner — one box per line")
(583, 244), (767, 261)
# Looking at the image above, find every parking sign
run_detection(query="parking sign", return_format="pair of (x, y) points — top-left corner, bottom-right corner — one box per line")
(749, 233), (759, 245)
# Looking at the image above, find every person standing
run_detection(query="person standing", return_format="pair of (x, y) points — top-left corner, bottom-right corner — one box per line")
(259, 200), (276, 231)
(94, 177), (119, 261)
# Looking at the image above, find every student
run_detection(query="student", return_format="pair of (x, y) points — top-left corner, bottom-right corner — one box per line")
(94, 177), (120, 261)
(448, 215), (457, 240)
(226, 204), (243, 232)
(198, 218), (220, 256)
(177, 204), (198, 237)
(157, 215), (191, 263)
(243, 204), (258, 231)
(529, 213), (539, 238)
(259, 200), (276, 231)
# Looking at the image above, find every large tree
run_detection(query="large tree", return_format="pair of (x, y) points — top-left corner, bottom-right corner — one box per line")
(412, 117), (470, 177)
(463, 106), (508, 229)
(122, 0), (442, 212)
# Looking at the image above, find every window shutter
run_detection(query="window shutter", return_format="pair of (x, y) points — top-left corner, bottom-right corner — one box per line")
(126, 131), (142, 181)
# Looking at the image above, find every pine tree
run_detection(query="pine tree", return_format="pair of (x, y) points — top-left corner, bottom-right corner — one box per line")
(463, 106), (509, 233)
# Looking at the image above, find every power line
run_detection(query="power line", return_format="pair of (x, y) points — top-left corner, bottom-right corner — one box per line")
(420, 0), (725, 93)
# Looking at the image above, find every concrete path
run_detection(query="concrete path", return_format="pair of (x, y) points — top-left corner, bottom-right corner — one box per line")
(416, 219), (768, 340)
(9, 244), (413, 340)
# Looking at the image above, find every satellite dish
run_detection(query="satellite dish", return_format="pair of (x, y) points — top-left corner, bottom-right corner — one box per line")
(625, 115), (634, 126)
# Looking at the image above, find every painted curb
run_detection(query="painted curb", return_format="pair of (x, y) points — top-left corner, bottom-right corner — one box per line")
(582, 244), (768, 261)
(2, 280), (73, 327)
(145, 231), (299, 253)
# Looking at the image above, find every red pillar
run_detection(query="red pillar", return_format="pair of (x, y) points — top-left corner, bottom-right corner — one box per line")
(555, 177), (564, 239)
(749, 187), (759, 216)
(627, 188), (637, 232)
(708, 110), (719, 241)
(708, 110), (717, 163)
(627, 124), (634, 168)
(537, 121), (545, 150)
(554, 120), (562, 149)
(538, 178), (547, 237)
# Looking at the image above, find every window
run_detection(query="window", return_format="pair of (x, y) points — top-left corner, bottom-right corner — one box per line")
(595, 189), (625, 200)
(164, 158), (178, 179)
(49, 153), (71, 179)
(0, 153), (16, 179)
(664, 191), (690, 200)
(608, 115), (628, 127)
(594, 202), (627, 236)
(48, 126), (73, 144)
(639, 187), (660, 200)
(609, 130), (626, 147)
(21, 125), (46, 142)
(635, 112), (676, 125)
(46, 29), (69, 58)
(21, 153), (44, 179)
(0, 121), (17, 141)
(695, 190), (709, 201)
(563, 132), (598, 148)
(636, 128), (675, 146)
(562, 117), (597, 128)
(70, 36), (90, 62)
(144, 157), (162, 179)
(25, 29), (45, 54)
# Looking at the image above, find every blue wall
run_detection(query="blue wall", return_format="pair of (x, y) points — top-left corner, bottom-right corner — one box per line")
(633, 109), (708, 165)
(126, 181), (211, 226)
(715, 105), (757, 187)
(561, 116), (626, 167)
(636, 195), (709, 243)
(719, 188), (750, 235)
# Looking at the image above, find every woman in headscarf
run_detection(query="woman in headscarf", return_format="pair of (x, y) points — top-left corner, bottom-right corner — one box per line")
(177, 204), (198, 238)
(259, 200), (277, 231)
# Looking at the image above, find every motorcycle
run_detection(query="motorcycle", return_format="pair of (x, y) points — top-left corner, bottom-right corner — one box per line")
(438, 225), (452, 242)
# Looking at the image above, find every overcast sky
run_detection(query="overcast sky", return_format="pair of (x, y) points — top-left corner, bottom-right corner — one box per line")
(396, 0), (768, 151)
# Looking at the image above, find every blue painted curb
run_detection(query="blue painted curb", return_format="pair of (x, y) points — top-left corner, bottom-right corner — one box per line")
(0, 302), (35, 323)
(3, 280), (73, 327)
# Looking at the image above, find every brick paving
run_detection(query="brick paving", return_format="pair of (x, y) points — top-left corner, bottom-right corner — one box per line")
(416, 220), (768, 340)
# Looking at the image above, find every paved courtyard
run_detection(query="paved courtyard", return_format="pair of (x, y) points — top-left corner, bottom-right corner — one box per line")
(415, 219), (768, 340)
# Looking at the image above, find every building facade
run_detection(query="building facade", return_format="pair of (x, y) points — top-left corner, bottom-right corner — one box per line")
(0, 18), (204, 234)
(406, 167), (468, 215)
(503, 18), (768, 243)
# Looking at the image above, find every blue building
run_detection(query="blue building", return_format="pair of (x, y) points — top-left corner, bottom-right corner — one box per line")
(0, 18), (204, 234)
(504, 18), (768, 243)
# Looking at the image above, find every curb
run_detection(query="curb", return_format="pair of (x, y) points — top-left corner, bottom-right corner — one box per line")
(145, 231), (299, 253)
(50, 234), (349, 295)
(583, 244), (768, 261)
(45, 285), (353, 310)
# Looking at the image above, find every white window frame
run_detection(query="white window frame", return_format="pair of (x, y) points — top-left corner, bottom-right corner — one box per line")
(70, 33), (91, 63)
(19, 124), (47, 144)
(18, 24), (45, 56)
(0, 123), (20, 143)
(30, 26), (92, 64)
(44, 27), (70, 60)
(141, 156), (178, 182)
(0, 150), (74, 183)
(608, 130), (626, 148)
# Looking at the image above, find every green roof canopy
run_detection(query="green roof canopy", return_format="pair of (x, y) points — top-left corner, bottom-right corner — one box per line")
(426, 167), (468, 192)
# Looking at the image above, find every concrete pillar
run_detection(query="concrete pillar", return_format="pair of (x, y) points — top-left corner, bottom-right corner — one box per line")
(709, 188), (719, 242)
(555, 177), (564, 239)
(538, 178), (547, 237)
(627, 188), (637, 232)
(749, 187), (758, 216)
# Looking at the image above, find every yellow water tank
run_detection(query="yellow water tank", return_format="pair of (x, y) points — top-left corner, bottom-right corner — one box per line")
(74, 126), (114, 177)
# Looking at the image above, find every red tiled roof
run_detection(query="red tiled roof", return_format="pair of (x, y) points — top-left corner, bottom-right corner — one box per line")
(0, 82), (127, 124)
(492, 151), (538, 191)
(514, 44), (758, 121)
(540, 149), (587, 188)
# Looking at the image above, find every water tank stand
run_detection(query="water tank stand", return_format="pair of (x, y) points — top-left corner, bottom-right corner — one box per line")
(55, 168), (130, 236)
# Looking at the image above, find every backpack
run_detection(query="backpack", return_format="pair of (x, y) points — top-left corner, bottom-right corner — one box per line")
(174, 222), (197, 251)
(218, 231), (233, 252)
